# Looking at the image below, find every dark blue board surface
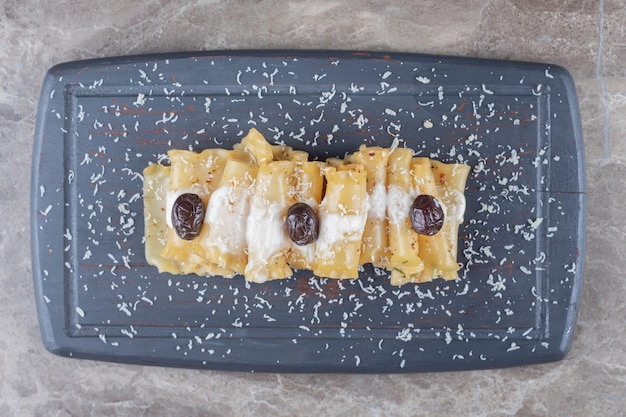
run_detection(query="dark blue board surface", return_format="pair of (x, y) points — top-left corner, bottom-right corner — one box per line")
(31, 51), (585, 372)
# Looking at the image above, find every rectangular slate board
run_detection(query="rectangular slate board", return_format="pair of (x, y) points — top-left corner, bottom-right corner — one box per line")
(31, 51), (585, 372)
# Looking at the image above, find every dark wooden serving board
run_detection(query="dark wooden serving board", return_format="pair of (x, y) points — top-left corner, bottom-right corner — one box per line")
(31, 51), (585, 372)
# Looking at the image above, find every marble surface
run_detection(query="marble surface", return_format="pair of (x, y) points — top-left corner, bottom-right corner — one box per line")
(2, 0), (625, 415)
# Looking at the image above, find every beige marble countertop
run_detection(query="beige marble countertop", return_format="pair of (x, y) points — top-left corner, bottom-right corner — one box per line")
(2, 1), (625, 416)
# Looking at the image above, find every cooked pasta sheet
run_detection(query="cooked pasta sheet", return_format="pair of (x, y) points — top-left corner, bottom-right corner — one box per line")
(429, 160), (471, 280)
(245, 160), (296, 283)
(143, 127), (470, 285)
(144, 164), (180, 274)
(143, 163), (234, 277)
(349, 146), (390, 268)
(387, 148), (425, 285)
(287, 161), (325, 271)
(160, 148), (236, 277)
(199, 155), (258, 274)
(314, 164), (368, 279)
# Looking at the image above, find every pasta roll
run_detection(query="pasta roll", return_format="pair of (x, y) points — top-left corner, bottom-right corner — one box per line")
(200, 156), (258, 274)
(245, 160), (296, 283)
(144, 163), (234, 277)
(314, 164), (368, 279)
(234, 127), (274, 165)
(271, 144), (309, 162)
(411, 162), (459, 282)
(430, 159), (471, 192)
(387, 148), (424, 286)
(325, 157), (345, 168)
(287, 161), (325, 270)
(143, 164), (181, 274)
(429, 160), (470, 280)
(180, 253), (236, 277)
(161, 148), (235, 276)
(351, 145), (390, 267)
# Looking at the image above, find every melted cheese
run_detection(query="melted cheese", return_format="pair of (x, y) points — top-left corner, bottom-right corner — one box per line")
(316, 197), (369, 258)
(245, 200), (288, 283)
(205, 185), (250, 254)
(368, 181), (387, 220)
(387, 184), (417, 226)
(438, 187), (466, 223)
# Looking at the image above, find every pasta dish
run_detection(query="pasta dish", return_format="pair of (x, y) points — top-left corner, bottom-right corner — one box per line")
(143, 128), (469, 286)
